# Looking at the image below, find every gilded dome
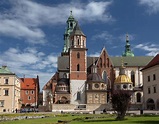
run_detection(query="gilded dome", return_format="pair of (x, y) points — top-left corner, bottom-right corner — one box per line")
(114, 74), (132, 84)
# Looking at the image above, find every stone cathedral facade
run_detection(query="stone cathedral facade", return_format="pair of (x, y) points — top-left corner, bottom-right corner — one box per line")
(42, 12), (153, 111)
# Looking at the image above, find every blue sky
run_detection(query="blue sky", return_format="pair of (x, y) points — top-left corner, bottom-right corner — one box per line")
(0, 0), (159, 90)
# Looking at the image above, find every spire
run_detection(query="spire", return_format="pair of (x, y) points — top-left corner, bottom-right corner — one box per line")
(122, 34), (134, 57)
(119, 57), (126, 75)
(91, 57), (97, 73)
(71, 21), (85, 36)
(61, 11), (76, 55)
(70, 10), (72, 16)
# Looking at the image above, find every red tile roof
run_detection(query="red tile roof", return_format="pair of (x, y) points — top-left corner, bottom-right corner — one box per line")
(21, 78), (38, 89)
(141, 54), (159, 71)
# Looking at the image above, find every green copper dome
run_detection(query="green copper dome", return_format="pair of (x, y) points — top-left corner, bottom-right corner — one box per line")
(62, 11), (76, 55)
(122, 34), (134, 57)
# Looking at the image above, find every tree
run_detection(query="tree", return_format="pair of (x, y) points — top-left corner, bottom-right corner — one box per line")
(111, 90), (132, 120)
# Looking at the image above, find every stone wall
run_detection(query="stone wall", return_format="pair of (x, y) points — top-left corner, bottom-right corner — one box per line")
(52, 103), (111, 112)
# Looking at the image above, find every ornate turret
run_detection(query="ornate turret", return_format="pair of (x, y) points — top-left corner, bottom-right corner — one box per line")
(70, 21), (86, 49)
(62, 11), (76, 56)
(114, 57), (133, 90)
(122, 34), (134, 57)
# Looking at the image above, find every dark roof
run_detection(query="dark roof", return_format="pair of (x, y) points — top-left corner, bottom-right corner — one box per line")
(141, 54), (159, 71)
(58, 56), (153, 71)
(57, 78), (69, 85)
(58, 56), (98, 71)
(70, 22), (85, 36)
(87, 73), (104, 82)
(110, 56), (153, 67)
(58, 56), (69, 71)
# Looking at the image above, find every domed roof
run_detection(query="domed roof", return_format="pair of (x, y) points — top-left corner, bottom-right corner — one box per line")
(114, 74), (132, 84)
(57, 78), (69, 85)
(87, 73), (104, 82)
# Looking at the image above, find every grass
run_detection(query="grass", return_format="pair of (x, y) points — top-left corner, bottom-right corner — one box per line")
(1, 113), (159, 124)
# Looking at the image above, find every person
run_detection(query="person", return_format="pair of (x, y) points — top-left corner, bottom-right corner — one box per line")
(103, 108), (107, 113)
(15, 108), (18, 113)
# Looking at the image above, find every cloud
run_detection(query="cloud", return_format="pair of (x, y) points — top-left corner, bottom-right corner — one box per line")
(134, 43), (159, 56)
(139, 0), (159, 14)
(89, 51), (101, 57)
(92, 31), (114, 44)
(72, 1), (113, 22)
(0, 47), (59, 89)
(0, 0), (113, 44)
(118, 33), (135, 43)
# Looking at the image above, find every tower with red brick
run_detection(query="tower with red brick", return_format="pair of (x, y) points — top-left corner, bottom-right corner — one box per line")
(69, 22), (87, 104)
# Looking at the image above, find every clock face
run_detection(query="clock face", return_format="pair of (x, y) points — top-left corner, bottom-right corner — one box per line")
(95, 83), (99, 88)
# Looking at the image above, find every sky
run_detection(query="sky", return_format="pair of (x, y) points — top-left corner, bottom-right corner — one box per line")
(0, 0), (159, 90)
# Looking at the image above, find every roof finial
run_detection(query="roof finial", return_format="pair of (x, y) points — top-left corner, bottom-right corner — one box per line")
(126, 33), (129, 41)
(121, 57), (124, 67)
(70, 10), (72, 16)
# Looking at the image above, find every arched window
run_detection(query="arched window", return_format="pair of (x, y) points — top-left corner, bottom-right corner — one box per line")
(146, 98), (155, 110)
(77, 91), (81, 100)
(77, 52), (80, 58)
(136, 93), (141, 102)
(77, 64), (80, 71)
(78, 39), (80, 45)
(131, 71), (135, 86)
(72, 40), (74, 46)
(70, 22), (73, 28)
(102, 71), (107, 83)
(83, 40), (85, 46)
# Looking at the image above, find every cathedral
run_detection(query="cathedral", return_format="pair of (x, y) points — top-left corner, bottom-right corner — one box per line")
(42, 12), (153, 111)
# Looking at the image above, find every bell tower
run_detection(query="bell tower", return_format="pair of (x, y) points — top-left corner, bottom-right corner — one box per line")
(69, 22), (87, 104)
(62, 11), (76, 56)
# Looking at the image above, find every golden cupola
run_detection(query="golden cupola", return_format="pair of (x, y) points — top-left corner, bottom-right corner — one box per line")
(114, 66), (132, 84)
(114, 58), (133, 90)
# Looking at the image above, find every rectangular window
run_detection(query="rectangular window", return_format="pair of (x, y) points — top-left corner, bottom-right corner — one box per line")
(153, 74), (156, 80)
(4, 89), (9, 96)
(148, 87), (151, 94)
(0, 100), (4, 107)
(148, 76), (150, 82)
(153, 86), (156, 93)
(76, 91), (81, 100)
(4, 78), (9, 84)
